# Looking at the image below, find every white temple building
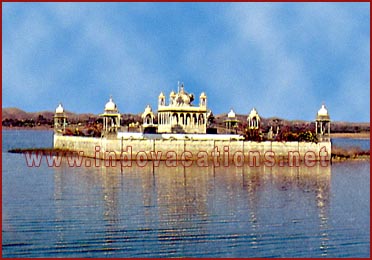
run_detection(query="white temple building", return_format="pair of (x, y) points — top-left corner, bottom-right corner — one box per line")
(156, 83), (208, 134)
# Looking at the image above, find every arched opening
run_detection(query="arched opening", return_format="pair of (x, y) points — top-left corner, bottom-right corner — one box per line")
(193, 114), (198, 125)
(145, 114), (152, 125)
(180, 113), (185, 125)
(172, 113), (178, 125)
(252, 117), (257, 128)
(199, 114), (204, 125)
(186, 113), (191, 126)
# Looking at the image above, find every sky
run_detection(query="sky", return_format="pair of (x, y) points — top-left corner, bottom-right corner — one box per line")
(2, 2), (370, 122)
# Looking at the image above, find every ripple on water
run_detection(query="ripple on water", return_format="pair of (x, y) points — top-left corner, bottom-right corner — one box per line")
(2, 131), (370, 257)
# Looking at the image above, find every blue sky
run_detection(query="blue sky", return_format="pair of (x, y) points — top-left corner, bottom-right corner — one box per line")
(2, 2), (370, 122)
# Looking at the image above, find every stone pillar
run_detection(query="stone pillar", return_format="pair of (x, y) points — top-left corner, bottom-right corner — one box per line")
(328, 122), (330, 135)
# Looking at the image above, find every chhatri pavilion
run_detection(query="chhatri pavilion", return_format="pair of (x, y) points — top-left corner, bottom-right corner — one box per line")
(315, 103), (331, 139)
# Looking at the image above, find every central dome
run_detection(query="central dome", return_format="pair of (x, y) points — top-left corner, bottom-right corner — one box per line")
(174, 85), (194, 106)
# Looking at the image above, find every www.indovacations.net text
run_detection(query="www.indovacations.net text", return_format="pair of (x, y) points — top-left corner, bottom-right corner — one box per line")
(24, 145), (330, 168)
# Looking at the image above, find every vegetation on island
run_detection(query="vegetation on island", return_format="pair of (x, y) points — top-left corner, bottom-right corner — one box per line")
(2, 107), (370, 133)
(2, 107), (369, 142)
(4, 108), (369, 161)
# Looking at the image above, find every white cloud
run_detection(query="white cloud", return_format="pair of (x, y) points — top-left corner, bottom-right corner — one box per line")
(3, 3), (369, 121)
(3, 3), (171, 113)
(198, 2), (369, 121)
(180, 3), (317, 119)
(3, 6), (56, 107)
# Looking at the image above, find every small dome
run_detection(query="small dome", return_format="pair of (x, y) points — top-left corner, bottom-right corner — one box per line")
(170, 91), (176, 97)
(228, 109), (236, 118)
(55, 103), (64, 114)
(144, 104), (152, 113)
(247, 108), (260, 123)
(249, 107), (258, 117)
(316, 103), (330, 120)
(317, 104), (328, 116)
(159, 92), (165, 98)
(200, 92), (207, 98)
(142, 105), (153, 119)
(105, 96), (117, 111)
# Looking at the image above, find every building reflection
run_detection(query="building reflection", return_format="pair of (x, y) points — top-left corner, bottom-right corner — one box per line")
(267, 163), (331, 256)
(53, 158), (331, 256)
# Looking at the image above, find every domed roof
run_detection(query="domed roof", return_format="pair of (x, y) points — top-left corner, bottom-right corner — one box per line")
(317, 104), (328, 116)
(159, 92), (165, 98)
(142, 104), (154, 118)
(55, 103), (64, 114)
(174, 85), (193, 106)
(104, 96), (117, 112)
(248, 107), (259, 118)
(170, 91), (176, 97)
(227, 109), (236, 118)
(316, 103), (330, 120)
(200, 92), (207, 98)
(144, 104), (152, 113)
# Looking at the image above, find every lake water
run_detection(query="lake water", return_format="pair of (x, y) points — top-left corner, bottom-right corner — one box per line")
(332, 137), (370, 150)
(2, 130), (370, 257)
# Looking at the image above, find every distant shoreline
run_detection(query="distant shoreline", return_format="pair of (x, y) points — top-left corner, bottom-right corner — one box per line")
(330, 132), (370, 139)
(2, 126), (53, 131)
(2, 126), (370, 139)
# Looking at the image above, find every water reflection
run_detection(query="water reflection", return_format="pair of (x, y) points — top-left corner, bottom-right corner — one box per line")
(52, 159), (331, 257)
(270, 164), (331, 256)
(3, 131), (367, 257)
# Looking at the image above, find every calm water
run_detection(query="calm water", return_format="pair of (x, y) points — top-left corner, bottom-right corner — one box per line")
(2, 130), (370, 257)
(332, 137), (370, 150)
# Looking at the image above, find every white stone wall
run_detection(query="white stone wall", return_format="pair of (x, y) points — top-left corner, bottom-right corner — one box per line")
(54, 135), (331, 161)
